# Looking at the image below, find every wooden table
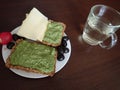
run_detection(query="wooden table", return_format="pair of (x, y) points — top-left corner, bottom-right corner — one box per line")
(0, 0), (120, 90)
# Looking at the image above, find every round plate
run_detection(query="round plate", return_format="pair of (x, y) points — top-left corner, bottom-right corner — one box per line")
(2, 26), (71, 79)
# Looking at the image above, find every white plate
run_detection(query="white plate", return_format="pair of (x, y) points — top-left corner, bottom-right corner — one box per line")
(2, 26), (71, 79)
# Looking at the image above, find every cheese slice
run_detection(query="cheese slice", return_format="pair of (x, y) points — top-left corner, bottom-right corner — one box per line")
(17, 7), (48, 41)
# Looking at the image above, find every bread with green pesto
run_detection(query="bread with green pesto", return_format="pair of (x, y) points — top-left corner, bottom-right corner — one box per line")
(5, 39), (57, 76)
(41, 20), (66, 47)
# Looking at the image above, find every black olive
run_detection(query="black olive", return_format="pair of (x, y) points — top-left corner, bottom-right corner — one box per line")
(62, 36), (69, 41)
(12, 34), (25, 41)
(61, 40), (67, 47)
(57, 46), (64, 54)
(63, 47), (69, 53)
(7, 42), (15, 49)
(57, 53), (65, 61)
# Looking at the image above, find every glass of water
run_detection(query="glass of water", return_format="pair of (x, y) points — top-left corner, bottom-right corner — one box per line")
(82, 4), (120, 49)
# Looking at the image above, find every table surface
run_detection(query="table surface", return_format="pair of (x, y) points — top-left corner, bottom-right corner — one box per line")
(0, 0), (120, 90)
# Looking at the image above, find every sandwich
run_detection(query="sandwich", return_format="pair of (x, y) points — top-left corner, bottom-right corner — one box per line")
(6, 39), (57, 76)
(17, 8), (66, 47)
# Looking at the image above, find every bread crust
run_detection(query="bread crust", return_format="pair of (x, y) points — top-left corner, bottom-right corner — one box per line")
(5, 39), (57, 77)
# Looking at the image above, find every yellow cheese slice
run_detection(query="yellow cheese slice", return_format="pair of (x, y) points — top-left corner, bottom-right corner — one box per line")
(17, 7), (48, 41)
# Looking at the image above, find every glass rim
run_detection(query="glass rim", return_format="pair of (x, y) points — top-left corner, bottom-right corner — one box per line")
(91, 4), (120, 28)
(91, 4), (120, 16)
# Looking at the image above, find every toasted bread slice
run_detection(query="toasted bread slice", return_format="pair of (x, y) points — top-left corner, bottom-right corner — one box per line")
(42, 20), (66, 47)
(6, 39), (57, 76)
(17, 20), (66, 47)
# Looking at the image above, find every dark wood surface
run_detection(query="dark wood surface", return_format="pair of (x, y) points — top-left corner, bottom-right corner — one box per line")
(0, 0), (120, 90)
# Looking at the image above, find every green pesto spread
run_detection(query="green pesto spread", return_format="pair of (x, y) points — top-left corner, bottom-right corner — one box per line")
(43, 21), (64, 44)
(10, 40), (56, 73)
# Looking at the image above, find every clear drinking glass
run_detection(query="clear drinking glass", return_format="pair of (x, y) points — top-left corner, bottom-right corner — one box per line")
(82, 4), (120, 49)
